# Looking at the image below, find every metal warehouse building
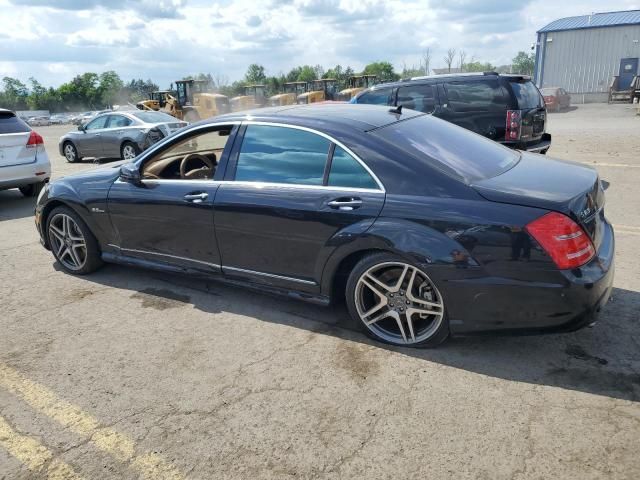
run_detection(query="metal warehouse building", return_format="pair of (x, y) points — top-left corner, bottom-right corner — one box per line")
(534, 10), (640, 102)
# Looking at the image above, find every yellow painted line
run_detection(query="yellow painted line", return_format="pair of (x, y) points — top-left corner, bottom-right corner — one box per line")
(0, 414), (84, 479)
(0, 363), (184, 480)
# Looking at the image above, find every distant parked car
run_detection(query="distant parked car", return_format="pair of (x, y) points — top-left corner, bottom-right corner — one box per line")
(0, 109), (50, 197)
(540, 87), (571, 112)
(59, 110), (188, 163)
(27, 116), (51, 127)
(352, 72), (551, 154)
(72, 111), (96, 125)
(50, 114), (70, 125)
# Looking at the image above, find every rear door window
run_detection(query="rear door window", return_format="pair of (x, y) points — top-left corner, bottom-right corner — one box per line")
(357, 87), (393, 105)
(107, 115), (132, 128)
(328, 146), (378, 190)
(445, 80), (510, 112)
(235, 125), (330, 185)
(0, 112), (30, 134)
(509, 80), (544, 109)
(396, 84), (436, 113)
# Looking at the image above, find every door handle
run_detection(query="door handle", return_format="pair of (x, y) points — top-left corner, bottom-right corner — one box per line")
(327, 198), (362, 211)
(184, 192), (208, 203)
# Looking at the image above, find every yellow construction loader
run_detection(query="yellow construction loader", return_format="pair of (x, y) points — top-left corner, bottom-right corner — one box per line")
(158, 80), (229, 122)
(338, 75), (378, 100)
(135, 90), (173, 111)
(230, 85), (267, 112)
(296, 79), (339, 104)
(268, 82), (308, 106)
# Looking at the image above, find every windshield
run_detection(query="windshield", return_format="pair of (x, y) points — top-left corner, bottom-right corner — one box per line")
(373, 115), (520, 182)
(132, 111), (176, 123)
(509, 79), (543, 109)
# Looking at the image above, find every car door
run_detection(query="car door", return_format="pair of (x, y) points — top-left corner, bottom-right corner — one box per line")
(101, 114), (133, 158)
(107, 124), (239, 273)
(79, 115), (109, 157)
(214, 123), (385, 291)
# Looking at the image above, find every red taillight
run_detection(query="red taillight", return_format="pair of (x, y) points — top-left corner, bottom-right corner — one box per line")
(26, 130), (44, 148)
(505, 110), (521, 141)
(525, 212), (595, 270)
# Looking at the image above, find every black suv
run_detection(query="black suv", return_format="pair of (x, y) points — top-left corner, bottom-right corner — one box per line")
(352, 72), (551, 153)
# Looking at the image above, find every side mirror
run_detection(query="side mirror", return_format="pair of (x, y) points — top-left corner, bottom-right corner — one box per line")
(77, 125), (85, 132)
(119, 163), (142, 185)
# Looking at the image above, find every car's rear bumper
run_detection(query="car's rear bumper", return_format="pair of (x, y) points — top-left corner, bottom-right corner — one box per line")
(0, 152), (51, 190)
(447, 218), (615, 335)
(503, 133), (552, 154)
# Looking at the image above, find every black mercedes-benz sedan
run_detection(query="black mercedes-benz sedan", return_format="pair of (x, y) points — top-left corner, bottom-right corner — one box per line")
(35, 104), (614, 347)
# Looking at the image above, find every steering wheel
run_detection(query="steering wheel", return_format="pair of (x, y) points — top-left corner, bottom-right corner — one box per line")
(179, 153), (214, 179)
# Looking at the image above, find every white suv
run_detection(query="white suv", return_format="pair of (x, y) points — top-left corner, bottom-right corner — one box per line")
(0, 109), (51, 196)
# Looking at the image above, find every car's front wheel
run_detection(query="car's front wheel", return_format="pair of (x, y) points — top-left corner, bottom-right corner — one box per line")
(345, 253), (449, 347)
(63, 142), (80, 163)
(46, 206), (103, 275)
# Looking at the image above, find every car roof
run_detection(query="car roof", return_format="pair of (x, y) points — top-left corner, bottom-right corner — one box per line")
(212, 103), (424, 132)
(368, 72), (532, 91)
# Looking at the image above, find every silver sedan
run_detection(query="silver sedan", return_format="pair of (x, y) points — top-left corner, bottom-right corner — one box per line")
(58, 110), (187, 163)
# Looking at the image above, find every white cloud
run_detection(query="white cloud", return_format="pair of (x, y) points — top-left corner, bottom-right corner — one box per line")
(2, 0), (639, 88)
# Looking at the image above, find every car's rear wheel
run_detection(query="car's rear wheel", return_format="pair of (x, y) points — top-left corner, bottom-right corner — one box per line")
(19, 182), (45, 197)
(63, 142), (80, 163)
(46, 206), (103, 275)
(345, 253), (448, 347)
(121, 142), (140, 160)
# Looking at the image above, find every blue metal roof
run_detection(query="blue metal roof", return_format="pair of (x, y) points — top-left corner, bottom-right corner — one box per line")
(538, 10), (640, 33)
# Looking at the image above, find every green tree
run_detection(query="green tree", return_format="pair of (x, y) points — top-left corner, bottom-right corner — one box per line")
(98, 71), (124, 107)
(464, 61), (496, 72)
(363, 62), (399, 82)
(1, 77), (29, 110)
(512, 51), (535, 76)
(245, 64), (266, 84)
(297, 65), (317, 83)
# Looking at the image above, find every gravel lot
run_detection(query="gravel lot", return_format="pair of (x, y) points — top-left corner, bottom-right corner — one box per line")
(1, 104), (639, 480)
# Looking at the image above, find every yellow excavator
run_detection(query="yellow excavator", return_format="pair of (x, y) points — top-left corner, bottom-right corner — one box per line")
(338, 75), (378, 100)
(167, 80), (230, 122)
(230, 85), (267, 112)
(296, 79), (339, 104)
(268, 82), (308, 106)
(135, 90), (173, 112)
(135, 80), (229, 121)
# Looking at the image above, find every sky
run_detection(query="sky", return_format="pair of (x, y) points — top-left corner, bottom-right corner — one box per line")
(1, 0), (639, 89)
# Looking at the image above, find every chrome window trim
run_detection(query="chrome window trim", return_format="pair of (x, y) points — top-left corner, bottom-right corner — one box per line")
(132, 119), (386, 192)
(241, 121), (386, 192)
(107, 244), (221, 269)
(223, 265), (316, 285)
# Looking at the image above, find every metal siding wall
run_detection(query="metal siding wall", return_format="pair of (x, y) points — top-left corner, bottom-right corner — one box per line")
(540, 25), (640, 93)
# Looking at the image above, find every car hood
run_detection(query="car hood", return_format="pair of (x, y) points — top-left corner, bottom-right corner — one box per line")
(57, 160), (127, 184)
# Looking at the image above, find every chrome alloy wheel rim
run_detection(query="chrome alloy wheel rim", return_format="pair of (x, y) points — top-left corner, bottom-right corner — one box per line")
(355, 262), (444, 345)
(122, 145), (137, 159)
(48, 214), (87, 271)
(64, 144), (76, 161)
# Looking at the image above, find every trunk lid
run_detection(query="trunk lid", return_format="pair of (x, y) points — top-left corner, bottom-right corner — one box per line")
(0, 132), (35, 167)
(472, 152), (605, 248)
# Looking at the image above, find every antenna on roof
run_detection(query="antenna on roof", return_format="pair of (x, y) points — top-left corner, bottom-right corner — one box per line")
(389, 105), (403, 115)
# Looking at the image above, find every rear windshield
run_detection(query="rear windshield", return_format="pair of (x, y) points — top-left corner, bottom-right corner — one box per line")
(540, 88), (558, 95)
(509, 79), (544, 109)
(131, 111), (176, 123)
(0, 112), (30, 134)
(373, 115), (519, 182)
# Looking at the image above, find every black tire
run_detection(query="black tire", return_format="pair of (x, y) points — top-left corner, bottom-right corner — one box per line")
(345, 252), (449, 348)
(63, 142), (81, 163)
(19, 182), (45, 197)
(120, 141), (141, 160)
(46, 206), (103, 275)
